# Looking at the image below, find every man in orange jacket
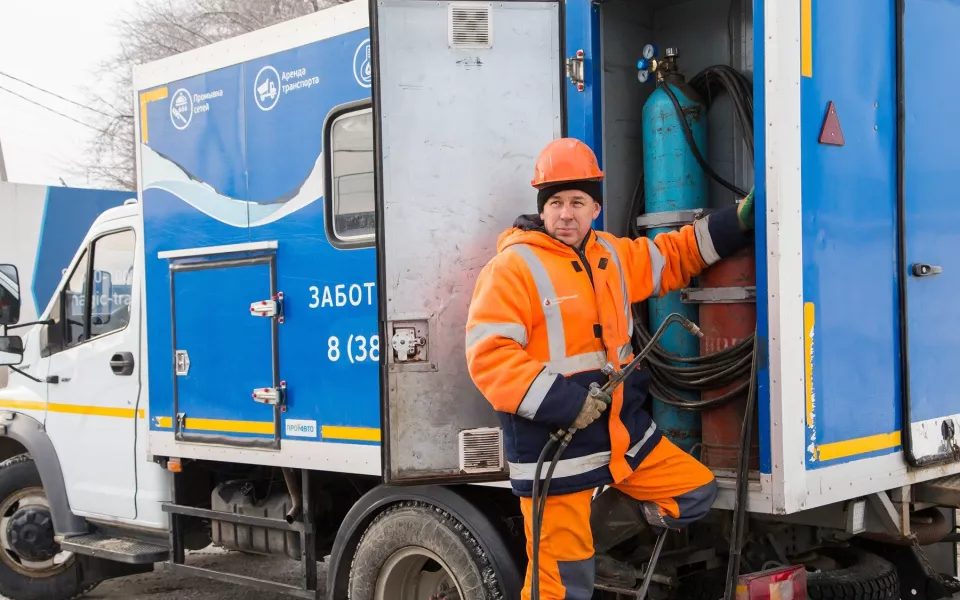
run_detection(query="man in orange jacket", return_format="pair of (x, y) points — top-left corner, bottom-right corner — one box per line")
(465, 138), (754, 599)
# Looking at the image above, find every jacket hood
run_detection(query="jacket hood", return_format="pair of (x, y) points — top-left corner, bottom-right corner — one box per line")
(496, 214), (596, 255)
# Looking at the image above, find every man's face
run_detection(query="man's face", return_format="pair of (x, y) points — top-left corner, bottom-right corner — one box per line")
(540, 189), (601, 247)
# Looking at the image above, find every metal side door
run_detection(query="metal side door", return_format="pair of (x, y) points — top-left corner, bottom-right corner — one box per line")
(372, 0), (564, 483)
(170, 251), (281, 449)
(900, 0), (960, 466)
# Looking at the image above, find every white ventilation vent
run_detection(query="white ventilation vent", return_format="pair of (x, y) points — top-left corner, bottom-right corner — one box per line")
(448, 4), (493, 49)
(458, 427), (504, 474)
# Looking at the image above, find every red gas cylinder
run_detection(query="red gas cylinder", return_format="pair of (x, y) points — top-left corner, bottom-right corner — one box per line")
(698, 247), (758, 472)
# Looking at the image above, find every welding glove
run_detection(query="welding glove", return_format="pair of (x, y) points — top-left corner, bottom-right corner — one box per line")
(572, 395), (608, 430)
(737, 186), (755, 231)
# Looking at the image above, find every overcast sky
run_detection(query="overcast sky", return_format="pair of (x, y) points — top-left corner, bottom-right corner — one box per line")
(1, 0), (129, 188)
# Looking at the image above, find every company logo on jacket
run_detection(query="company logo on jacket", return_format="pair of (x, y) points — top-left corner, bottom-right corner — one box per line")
(544, 295), (578, 306)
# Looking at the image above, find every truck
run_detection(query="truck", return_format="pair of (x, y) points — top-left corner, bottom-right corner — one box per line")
(0, 0), (959, 598)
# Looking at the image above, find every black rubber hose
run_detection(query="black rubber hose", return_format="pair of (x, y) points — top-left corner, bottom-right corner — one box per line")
(530, 435), (558, 599)
(723, 331), (760, 600)
(659, 82), (749, 198)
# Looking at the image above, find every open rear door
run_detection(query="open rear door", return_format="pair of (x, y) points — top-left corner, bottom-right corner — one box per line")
(900, 0), (960, 466)
(372, 0), (564, 483)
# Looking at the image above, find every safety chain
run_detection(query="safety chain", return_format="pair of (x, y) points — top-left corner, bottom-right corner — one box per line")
(910, 535), (960, 593)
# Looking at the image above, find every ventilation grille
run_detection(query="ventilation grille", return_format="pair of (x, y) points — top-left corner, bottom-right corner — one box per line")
(448, 4), (493, 49)
(458, 427), (504, 474)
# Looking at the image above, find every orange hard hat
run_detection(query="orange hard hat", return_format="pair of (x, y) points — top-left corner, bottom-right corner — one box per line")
(530, 138), (604, 189)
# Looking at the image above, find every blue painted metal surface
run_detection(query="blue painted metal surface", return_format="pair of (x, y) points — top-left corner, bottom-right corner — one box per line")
(800, 0), (900, 468)
(643, 75), (708, 454)
(752, 0), (771, 475)
(141, 28), (380, 445)
(564, 0), (604, 230)
(173, 262), (275, 435)
(901, 0), (960, 462)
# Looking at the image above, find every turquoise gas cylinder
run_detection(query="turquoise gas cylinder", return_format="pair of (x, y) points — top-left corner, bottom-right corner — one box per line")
(637, 46), (707, 455)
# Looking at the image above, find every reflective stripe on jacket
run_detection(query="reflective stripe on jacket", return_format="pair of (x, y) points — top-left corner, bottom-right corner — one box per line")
(465, 206), (750, 497)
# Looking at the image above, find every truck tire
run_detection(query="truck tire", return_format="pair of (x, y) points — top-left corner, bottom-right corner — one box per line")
(347, 500), (504, 600)
(0, 455), (99, 600)
(806, 546), (899, 600)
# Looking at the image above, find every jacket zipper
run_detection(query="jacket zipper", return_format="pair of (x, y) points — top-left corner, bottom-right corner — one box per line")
(574, 242), (594, 287)
(573, 235), (613, 363)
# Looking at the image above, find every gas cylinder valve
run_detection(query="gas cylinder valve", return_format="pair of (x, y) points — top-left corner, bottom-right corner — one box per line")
(637, 44), (680, 84)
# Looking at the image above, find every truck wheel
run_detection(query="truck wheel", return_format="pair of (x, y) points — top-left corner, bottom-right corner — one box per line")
(0, 455), (98, 600)
(804, 546), (899, 600)
(347, 500), (504, 600)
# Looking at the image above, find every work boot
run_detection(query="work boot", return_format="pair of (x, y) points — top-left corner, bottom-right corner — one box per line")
(590, 488), (658, 587)
(590, 488), (658, 553)
(595, 553), (639, 587)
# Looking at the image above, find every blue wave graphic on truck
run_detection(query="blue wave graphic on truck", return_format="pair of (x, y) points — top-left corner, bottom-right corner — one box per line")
(140, 144), (325, 228)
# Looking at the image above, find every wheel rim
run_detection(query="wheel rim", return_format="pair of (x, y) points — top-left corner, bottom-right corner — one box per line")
(0, 487), (73, 578)
(374, 546), (465, 600)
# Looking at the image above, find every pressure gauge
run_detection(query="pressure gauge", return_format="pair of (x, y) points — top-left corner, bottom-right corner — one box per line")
(642, 44), (657, 60)
(637, 69), (650, 83)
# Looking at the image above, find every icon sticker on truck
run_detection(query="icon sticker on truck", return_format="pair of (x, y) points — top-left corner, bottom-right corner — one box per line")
(254, 66), (281, 111)
(170, 88), (193, 130)
(284, 419), (318, 438)
(353, 39), (371, 88)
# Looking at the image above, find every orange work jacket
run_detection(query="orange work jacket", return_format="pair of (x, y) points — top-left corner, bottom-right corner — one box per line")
(465, 208), (748, 496)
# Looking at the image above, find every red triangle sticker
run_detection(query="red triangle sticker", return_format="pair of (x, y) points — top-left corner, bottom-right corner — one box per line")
(819, 101), (845, 146)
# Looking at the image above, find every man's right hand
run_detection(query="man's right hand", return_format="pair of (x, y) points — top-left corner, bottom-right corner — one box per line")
(572, 395), (608, 430)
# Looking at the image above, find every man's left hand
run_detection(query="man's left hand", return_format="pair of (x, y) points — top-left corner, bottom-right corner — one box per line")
(737, 187), (755, 231)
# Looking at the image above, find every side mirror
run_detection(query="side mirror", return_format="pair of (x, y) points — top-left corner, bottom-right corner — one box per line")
(0, 336), (23, 366)
(0, 265), (21, 326)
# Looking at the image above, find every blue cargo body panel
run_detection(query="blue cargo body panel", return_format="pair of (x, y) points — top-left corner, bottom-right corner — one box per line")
(901, 0), (960, 465)
(139, 23), (380, 452)
(172, 260), (278, 445)
(799, 0), (902, 469)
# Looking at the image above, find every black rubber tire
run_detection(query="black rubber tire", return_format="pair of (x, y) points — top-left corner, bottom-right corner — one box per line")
(807, 546), (899, 600)
(347, 500), (504, 600)
(0, 455), (99, 600)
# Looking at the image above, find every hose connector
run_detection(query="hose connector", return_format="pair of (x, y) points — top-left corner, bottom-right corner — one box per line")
(681, 318), (704, 338)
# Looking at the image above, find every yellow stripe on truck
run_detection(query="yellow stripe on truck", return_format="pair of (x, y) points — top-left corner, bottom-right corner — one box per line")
(322, 426), (381, 442)
(152, 416), (272, 435)
(817, 431), (902, 462)
(0, 399), (144, 419)
(0, 400), (378, 441)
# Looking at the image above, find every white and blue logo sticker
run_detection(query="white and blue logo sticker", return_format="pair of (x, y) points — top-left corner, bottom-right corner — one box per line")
(284, 419), (318, 438)
(353, 39), (372, 88)
(170, 88), (193, 130)
(254, 65), (281, 111)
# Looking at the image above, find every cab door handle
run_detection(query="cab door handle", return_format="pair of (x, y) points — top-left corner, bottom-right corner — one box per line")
(110, 352), (135, 376)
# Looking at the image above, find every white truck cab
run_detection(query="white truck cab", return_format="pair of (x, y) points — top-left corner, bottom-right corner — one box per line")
(0, 201), (169, 599)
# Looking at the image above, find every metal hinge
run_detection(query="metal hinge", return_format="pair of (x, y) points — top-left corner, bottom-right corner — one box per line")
(250, 291), (285, 324)
(252, 381), (287, 408)
(565, 49), (585, 92)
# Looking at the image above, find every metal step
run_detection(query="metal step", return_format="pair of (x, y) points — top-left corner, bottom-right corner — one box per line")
(915, 474), (960, 508)
(59, 532), (169, 564)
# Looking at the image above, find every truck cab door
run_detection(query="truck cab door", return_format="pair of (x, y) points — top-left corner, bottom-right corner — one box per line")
(43, 226), (139, 519)
(371, 0), (564, 483)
